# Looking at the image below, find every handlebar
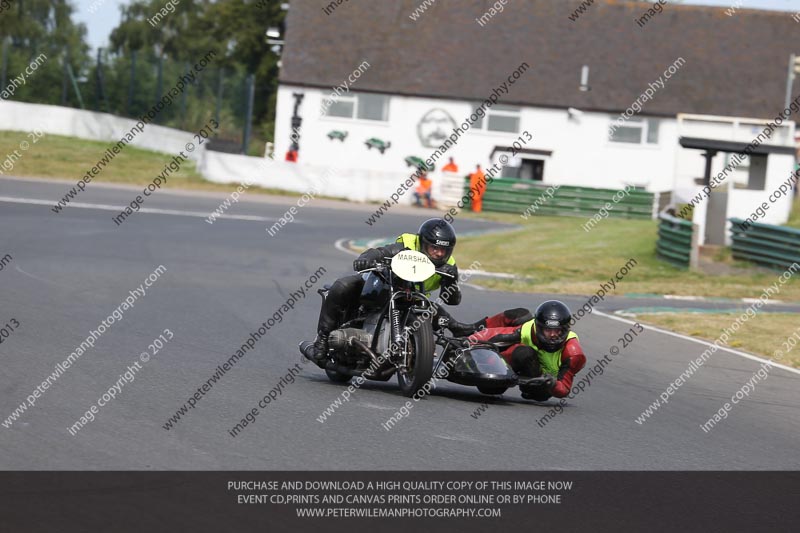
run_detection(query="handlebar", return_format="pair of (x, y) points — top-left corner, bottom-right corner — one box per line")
(356, 259), (456, 280)
(356, 257), (393, 274)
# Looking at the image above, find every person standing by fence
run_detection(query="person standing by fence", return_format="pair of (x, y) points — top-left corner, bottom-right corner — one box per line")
(414, 171), (433, 208)
(469, 164), (487, 213)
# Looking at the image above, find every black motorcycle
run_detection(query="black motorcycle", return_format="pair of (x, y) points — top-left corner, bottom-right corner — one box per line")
(301, 250), (448, 397)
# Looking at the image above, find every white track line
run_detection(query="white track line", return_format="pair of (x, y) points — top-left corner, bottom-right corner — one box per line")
(594, 310), (800, 377)
(14, 265), (60, 286)
(0, 196), (276, 222)
(335, 238), (359, 256)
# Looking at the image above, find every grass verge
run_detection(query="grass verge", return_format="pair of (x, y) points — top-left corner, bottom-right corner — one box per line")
(633, 312), (800, 368)
(455, 211), (800, 301)
(0, 131), (304, 197)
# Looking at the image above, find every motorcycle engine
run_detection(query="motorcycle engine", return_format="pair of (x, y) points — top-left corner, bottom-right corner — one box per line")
(329, 328), (373, 354)
(363, 314), (391, 354)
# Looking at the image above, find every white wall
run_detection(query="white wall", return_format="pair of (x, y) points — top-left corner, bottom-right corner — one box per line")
(198, 150), (419, 203)
(0, 100), (196, 158)
(0, 100), (456, 205)
(274, 83), (680, 192)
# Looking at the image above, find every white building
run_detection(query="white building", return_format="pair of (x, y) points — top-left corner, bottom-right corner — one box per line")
(275, 0), (799, 243)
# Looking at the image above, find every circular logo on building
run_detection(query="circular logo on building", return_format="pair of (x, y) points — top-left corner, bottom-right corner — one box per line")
(417, 108), (457, 148)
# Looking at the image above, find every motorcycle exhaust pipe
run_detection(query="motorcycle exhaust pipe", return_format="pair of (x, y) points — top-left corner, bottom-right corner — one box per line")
(346, 337), (394, 381)
(325, 361), (395, 381)
(350, 337), (382, 371)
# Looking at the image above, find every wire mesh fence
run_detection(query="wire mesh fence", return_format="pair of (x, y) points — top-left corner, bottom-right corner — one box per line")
(1, 41), (269, 155)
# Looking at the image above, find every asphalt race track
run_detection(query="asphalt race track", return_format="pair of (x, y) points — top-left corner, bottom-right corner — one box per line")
(1, 177), (799, 470)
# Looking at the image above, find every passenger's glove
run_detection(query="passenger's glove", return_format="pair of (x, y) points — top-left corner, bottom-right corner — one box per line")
(541, 373), (557, 392)
(438, 264), (458, 282)
(353, 258), (375, 272)
(520, 374), (555, 402)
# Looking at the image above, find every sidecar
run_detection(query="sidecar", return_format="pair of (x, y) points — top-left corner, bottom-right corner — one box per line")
(434, 335), (519, 395)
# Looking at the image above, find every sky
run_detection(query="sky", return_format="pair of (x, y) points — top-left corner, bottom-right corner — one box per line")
(71, 0), (799, 52)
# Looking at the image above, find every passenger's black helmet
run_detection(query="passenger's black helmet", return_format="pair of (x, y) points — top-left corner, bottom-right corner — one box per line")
(534, 300), (571, 352)
(417, 218), (456, 267)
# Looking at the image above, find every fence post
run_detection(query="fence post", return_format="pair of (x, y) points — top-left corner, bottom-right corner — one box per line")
(61, 49), (69, 105)
(180, 62), (189, 128)
(215, 68), (223, 129)
(66, 62), (85, 110)
(0, 37), (8, 93)
(127, 50), (137, 116)
(156, 54), (163, 118)
(96, 48), (107, 112)
(690, 222), (700, 271)
(652, 191), (660, 220)
(242, 73), (255, 155)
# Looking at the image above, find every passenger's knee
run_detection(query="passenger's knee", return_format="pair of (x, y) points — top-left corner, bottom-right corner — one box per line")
(504, 308), (532, 326)
(511, 345), (539, 376)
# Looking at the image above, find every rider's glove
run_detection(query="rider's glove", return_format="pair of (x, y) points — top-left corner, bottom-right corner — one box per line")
(438, 264), (458, 282)
(353, 258), (375, 272)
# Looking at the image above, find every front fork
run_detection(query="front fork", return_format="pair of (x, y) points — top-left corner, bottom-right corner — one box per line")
(390, 294), (432, 371)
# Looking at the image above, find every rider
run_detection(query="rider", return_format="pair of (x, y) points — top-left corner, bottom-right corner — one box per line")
(301, 218), (461, 366)
(464, 301), (586, 401)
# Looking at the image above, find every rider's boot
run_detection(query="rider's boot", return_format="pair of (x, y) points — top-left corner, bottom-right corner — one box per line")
(447, 317), (487, 337)
(301, 331), (330, 368)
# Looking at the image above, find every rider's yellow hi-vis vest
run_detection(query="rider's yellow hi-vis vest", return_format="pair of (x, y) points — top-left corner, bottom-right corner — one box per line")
(396, 233), (456, 294)
(520, 319), (579, 376)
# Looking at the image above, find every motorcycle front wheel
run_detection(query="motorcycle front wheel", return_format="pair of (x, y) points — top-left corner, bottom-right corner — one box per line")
(396, 316), (434, 397)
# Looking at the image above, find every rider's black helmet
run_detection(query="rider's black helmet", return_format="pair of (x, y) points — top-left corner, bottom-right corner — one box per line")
(534, 300), (572, 352)
(418, 218), (456, 267)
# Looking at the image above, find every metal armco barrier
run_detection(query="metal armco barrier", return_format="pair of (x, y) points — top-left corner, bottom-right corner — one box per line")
(729, 218), (800, 271)
(464, 177), (656, 219)
(657, 212), (698, 269)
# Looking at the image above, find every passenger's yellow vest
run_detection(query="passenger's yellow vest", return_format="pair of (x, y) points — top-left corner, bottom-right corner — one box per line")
(396, 233), (456, 294)
(520, 319), (578, 376)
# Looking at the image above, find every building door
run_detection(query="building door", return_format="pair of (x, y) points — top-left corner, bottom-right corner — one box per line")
(519, 158), (544, 181)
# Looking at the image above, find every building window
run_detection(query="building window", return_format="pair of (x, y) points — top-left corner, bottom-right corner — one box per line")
(323, 92), (389, 121)
(471, 104), (484, 129)
(357, 93), (389, 121)
(472, 103), (520, 133)
(610, 117), (660, 144)
(325, 95), (355, 118)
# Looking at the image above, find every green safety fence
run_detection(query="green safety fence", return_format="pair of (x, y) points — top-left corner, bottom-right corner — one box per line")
(463, 177), (655, 219)
(656, 213), (695, 268)
(729, 218), (800, 271)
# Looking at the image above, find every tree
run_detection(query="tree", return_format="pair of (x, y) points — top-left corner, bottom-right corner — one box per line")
(0, 0), (89, 107)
